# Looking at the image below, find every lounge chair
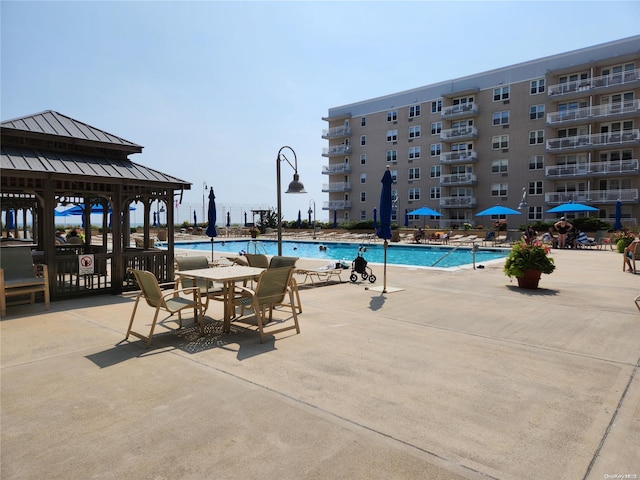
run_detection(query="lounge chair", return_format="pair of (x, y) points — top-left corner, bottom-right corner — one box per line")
(126, 268), (204, 347)
(0, 246), (50, 317)
(575, 232), (597, 248)
(234, 267), (300, 343)
(295, 262), (345, 286)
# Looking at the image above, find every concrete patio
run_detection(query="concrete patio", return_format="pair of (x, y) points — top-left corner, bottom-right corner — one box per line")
(1, 247), (639, 479)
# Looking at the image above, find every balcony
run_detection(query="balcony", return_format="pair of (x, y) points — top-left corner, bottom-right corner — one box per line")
(440, 126), (478, 142)
(546, 129), (640, 152)
(440, 173), (477, 186)
(322, 163), (351, 175)
(321, 182), (351, 193)
(545, 159), (639, 178)
(322, 144), (352, 157)
(546, 100), (640, 125)
(441, 103), (478, 119)
(322, 126), (352, 139)
(548, 68), (640, 98)
(439, 196), (476, 209)
(323, 200), (352, 210)
(440, 150), (478, 164)
(545, 189), (638, 205)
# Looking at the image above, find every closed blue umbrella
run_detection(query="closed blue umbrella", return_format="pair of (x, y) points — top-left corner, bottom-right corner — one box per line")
(226, 211), (231, 227)
(297, 210), (302, 229)
(193, 210), (197, 228)
(6, 210), (15, 230)
(404, 209), (409, 228)
(205, 188), (217, 261)
(153, 212), (157, 227)
(373, 208), (377, 229)
(333, 210), (337, 229)
(376, 167), (393, 293)
(614, 200), (623, 230)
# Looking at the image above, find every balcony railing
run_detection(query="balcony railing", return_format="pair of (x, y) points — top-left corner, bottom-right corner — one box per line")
(321, 182), (351, 192)
(546, 100), (640, 125)
(321, 126), (352, 139)
(440, 126), (478, 142)
(441, 103), (478, 119)
(322, 163), (351, 175)
(322, 144), (352, 157)
(548, 68), (640, 97)
(440, 173), (477, 186)
(545, 159), (639, 178)
(322, 200), (352, 210)
(440, 150), (478, 164)
(439, 196), (476, 208)
(546, 129), (640, 152)
(545, 189), (638, 205)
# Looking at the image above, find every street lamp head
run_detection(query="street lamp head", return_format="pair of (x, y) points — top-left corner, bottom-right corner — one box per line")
(286, 173), (306, 194)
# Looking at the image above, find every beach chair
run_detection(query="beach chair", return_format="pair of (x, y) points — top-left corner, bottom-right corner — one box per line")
(0, 246), (50, 317)
(234, 267), (300, 343)
(295, 262), (345, 286)
(126, 269), (204, 347)
(175, 255), (225, 313)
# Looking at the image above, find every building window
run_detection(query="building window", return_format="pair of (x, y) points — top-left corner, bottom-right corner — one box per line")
(409, 105), (421, 118)
(359, 210), (366, 221)
(361, 117), (366, 127)
(431, 122), (442, 135)
(408, 188), (420, 201)
(430, 186), (440, 199)
(409, 126), (421, 138)
(530, 78), (545, 94)
(360, 153), (366, 165)
(408, 167), (421, 180)
(387, 110), (397, 122)
(530, 104), (545, 120)
(491, 159), (509, 173)
(493, 86), (510, 101)
(530, 206), (543, 221)
(386, 150), (397, 163)
(431, 99), (442, 113)
(528, 181), (543, 195)
(430, 165), (441, 178)
(492, 135), (509, 149)
(390, 170), (398, 182)
(529, 130), (544, 145)
(360, 192), (366, 202)
(430, 143), (442, 156)
(360, 135), (366, 146)
(386, 130), (398, 142)
(360, 173), (366, 184)
(409, 146), (421, 159)
(491, 183), (508, 196)
(528, 155), (544, 170)
(492, 110), (509, 126)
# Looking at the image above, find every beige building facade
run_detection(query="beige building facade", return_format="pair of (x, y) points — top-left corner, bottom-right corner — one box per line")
(322, 36), (640, 229)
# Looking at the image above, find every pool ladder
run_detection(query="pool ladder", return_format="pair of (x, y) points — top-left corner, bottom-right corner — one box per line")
(245, 240), (268, 255)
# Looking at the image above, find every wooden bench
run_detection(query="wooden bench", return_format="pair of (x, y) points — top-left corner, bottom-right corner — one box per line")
(1, 246), (50, 317)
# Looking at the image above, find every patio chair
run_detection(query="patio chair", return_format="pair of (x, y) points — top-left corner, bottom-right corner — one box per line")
(234, 267), (300, 343)
(269, 256), (301, 313)
(126, 268), (204, 347)
(175, 255), (224, 314)
(245, 253), (269, 268)
(0, 246), (50, 317)
(623, 242), (640, 273)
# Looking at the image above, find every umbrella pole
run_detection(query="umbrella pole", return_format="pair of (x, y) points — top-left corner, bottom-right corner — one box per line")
(383, 240), (388, 293)
(211, 238), (214, 263)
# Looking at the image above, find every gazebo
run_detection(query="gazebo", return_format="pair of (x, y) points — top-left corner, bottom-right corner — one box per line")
(1, 110), (191, 300)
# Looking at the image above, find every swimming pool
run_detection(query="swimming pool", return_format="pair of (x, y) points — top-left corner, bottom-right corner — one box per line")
(159, 239), (508, 269)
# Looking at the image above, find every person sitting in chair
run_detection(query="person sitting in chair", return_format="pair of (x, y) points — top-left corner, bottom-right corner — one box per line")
(624, 235), (639, 273)
(414, 228), (424, 244)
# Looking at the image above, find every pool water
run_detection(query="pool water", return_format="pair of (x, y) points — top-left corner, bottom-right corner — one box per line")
(159, 239), (508, 269)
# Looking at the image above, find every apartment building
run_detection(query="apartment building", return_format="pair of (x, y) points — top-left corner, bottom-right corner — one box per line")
(322, 35), (640, 229)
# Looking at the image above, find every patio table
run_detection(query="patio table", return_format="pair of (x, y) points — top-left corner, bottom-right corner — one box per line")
(175, 265), (264, 333)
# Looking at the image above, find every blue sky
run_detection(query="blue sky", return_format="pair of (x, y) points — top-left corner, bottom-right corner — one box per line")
(2, 1), (639, 225)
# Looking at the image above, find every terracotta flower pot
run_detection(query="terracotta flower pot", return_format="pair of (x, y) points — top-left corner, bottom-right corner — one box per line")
(516, 270), (542, 289)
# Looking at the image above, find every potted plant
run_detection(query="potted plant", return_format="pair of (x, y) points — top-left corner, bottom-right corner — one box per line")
(249, 228), (259, 239)
(504, 240), (555, 289)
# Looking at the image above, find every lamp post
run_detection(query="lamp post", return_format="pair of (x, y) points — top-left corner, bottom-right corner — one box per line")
(308, 199), (316, 239)
(518, 186), (529, 242)
(276, 146), (306, 256)
(202, 182), (207, 228)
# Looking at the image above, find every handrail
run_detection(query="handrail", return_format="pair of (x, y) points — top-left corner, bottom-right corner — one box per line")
(431, 245), (462, 267)
(246, 240), (268, 255)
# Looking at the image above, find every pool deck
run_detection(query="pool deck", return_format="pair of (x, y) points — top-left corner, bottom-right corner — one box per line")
(1, 246), (639, 479)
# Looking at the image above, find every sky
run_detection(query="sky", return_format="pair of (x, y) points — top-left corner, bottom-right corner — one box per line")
(2, 0), (639, 225)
